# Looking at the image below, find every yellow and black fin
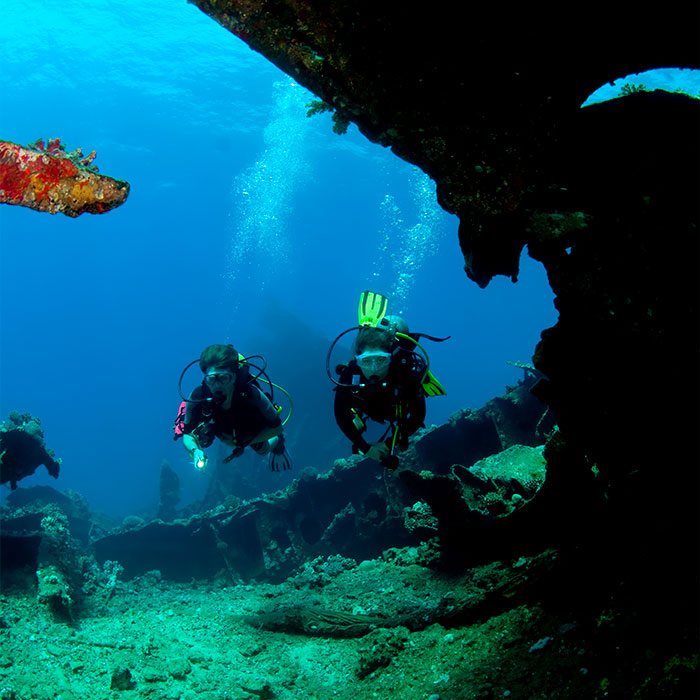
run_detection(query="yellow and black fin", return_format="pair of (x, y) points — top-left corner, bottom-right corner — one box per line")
(422, 370), (447, 397)
(358, 290), (389, 327)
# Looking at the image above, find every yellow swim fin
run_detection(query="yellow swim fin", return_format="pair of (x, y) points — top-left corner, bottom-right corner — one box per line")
(358, 290), (389, 327)
(422, 370), (447, 397)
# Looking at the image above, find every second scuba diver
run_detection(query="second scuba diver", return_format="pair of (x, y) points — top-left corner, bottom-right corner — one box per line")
(330, 291), (447, 470)
(174, 343), (292, 472)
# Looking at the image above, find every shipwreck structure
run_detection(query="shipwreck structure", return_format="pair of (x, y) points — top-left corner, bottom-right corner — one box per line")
(183, 0), (698, 574)
(1, 377), (550, 582)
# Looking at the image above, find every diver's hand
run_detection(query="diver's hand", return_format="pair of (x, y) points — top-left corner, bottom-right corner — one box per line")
(193, 449), (208, 471)
(365, 442), (390, 462)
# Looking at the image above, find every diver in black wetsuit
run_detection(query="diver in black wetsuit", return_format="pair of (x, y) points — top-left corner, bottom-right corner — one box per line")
(334, 323), (427, 467)
(328, 291), (448, 470)
(174, 344), (291, 472)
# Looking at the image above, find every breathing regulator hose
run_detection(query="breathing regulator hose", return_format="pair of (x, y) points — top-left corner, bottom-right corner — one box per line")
(177, 356), (293, 425)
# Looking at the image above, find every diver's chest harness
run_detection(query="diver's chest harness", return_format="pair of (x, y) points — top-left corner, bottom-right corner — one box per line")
(192, 384), (258, 447)
(345, 353), (424, 424)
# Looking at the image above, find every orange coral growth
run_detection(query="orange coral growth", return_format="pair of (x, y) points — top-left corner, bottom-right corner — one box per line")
(0, 139), (129, 217)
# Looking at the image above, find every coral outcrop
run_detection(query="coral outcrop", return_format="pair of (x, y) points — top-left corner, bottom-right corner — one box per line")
(35, 508), (78, 620)
(157, 461), (181, 522)
(0, 139), (129, 216)
(0, 412), (61, 490)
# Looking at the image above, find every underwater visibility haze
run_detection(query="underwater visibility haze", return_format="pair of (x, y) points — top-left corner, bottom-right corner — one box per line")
(2, 1), (698, 517)
(0, 0), (561, 516)
(10, 2), (698, 515)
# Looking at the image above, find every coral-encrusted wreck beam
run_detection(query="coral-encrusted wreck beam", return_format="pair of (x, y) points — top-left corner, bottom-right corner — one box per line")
(0, 140), (129, 217)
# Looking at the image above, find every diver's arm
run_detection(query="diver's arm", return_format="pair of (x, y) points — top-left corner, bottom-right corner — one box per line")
(181, 391), (207, 464)
(182, 433), (199, 456)
(182, 432), (207, 470)
(334, 390), (371, 454)
(333, 395), (388, 461)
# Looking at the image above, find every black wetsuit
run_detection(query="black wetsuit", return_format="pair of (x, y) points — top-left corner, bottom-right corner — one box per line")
(334, 353), (426, 455)
(183, 378), (281, 449)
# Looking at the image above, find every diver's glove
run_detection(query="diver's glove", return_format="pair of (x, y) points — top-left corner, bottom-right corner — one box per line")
(269, 436), (292, 472)
(365, 442), (398, 471)
(364, 442), (390, 463)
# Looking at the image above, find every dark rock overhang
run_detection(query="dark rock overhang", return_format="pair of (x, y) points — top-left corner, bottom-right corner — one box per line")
(189, 0), (698, 285)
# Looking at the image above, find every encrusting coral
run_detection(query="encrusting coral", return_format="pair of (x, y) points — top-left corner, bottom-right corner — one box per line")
(0, 138), (129, 216)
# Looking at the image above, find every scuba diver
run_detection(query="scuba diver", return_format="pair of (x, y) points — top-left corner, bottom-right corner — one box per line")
(173, 343), (292, 472)
(328, 291), (448, 470)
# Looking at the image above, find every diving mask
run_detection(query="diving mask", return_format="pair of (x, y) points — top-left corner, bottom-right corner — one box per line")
(205, 370), (235, 387)
(355, 351), (392, 373)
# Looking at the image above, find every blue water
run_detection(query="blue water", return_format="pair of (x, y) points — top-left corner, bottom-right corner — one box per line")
(1, 0), (561, 516)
